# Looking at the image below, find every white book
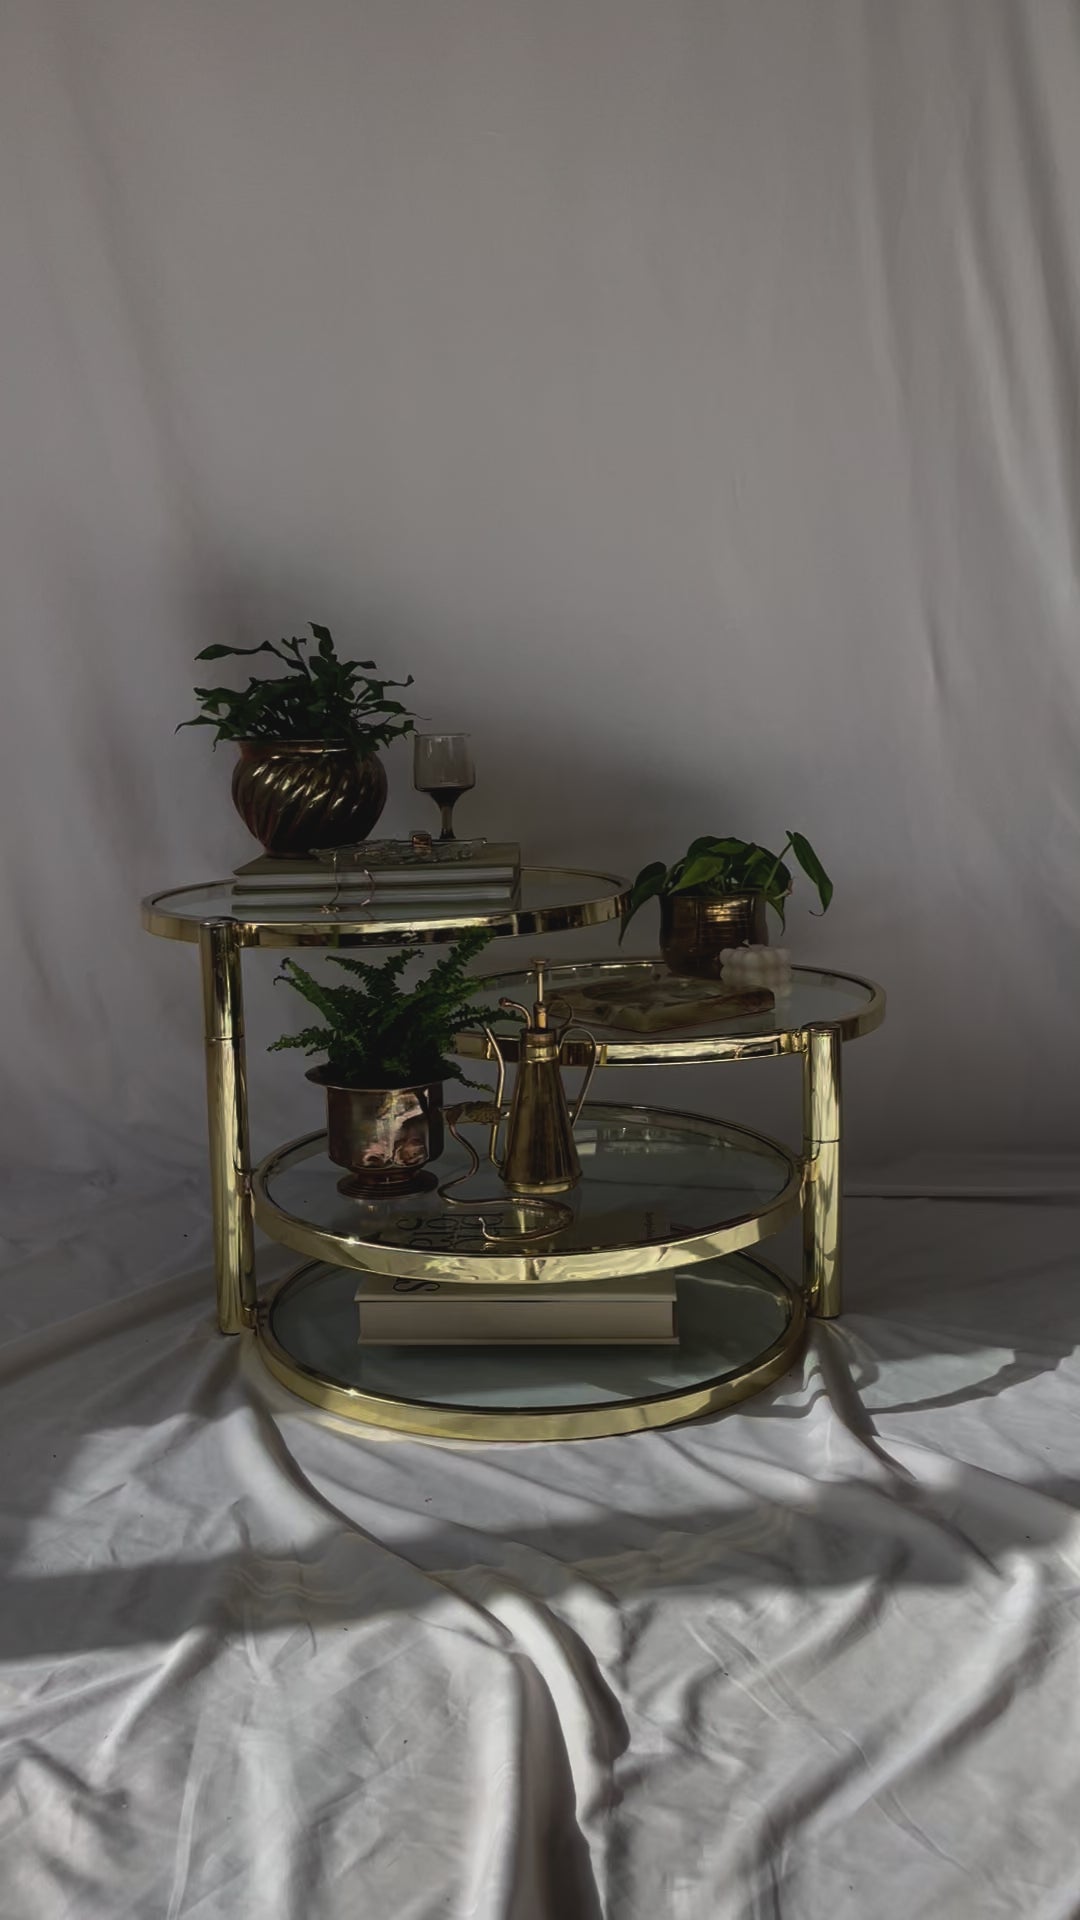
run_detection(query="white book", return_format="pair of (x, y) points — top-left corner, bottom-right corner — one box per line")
(233, 875), (520, 895)
(232, 883), (519, 908)
(233, 844), (521, 888)
(355, 1274), (679, 1346)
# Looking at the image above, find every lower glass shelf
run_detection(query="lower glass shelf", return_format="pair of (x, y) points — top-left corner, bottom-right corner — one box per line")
(252, 1103), (802, 1286)
(255, 1252), (807, 1441)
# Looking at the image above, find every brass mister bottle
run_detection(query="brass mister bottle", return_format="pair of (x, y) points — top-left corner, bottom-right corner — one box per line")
(486, 961), (598, 1197)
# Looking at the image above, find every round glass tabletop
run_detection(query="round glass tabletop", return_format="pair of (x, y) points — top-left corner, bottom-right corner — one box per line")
(256, 1252), (806, 1440)
(457, 958), (884, 1062)
(141, 866), (628, 946)
(252, 1103), (802, 1286)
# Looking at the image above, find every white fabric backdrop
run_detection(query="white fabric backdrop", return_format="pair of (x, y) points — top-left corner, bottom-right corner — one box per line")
(2, 0), (1079, 1176)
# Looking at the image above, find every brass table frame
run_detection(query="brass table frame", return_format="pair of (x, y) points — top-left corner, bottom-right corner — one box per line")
(457, 957), (885, 1323)
(143, 874), (883, 1432)
(144, 868), (632, 1337)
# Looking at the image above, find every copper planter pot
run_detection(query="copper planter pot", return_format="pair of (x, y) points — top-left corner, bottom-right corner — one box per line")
(308, 1069), (445, 1191)
(232, 742), (388, 857)
(659, 891), (768, 978)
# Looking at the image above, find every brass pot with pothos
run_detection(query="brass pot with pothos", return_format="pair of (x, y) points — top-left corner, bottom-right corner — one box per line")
(620, 831), (833, 978)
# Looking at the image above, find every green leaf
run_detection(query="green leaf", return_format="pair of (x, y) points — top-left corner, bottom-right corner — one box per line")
(268, 1022), (334, 1056)
(712, 838), (752, 854)
(670, 854), (731, 894)
(616, 827), (831, 944)
(271, 932), (496, 1084)
(788, 831), (833, 913)
(195, 641), (280, 661)
(740, 847), (781, 889)
(183, 630), (417, 747)
(757, 859), (791, 907)
(618, 863), (668, 943)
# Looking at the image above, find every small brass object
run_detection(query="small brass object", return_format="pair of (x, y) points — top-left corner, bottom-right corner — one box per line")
(485, 960), (598, 1196)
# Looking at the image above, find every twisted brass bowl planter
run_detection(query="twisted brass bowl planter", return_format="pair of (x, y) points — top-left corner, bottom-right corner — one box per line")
(232, 741), (387, 856)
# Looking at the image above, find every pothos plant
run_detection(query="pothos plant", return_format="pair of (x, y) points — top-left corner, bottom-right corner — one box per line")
(180, 623), (416, 755)
(620, 831), (833, 940)
(270, 927), (504, 1089)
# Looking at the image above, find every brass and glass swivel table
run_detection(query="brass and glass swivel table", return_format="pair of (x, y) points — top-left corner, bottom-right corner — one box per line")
(142, 874), (884, 1440)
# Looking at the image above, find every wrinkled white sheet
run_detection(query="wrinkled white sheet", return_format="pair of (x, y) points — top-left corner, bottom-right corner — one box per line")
(3, 1182), (1079, 1919)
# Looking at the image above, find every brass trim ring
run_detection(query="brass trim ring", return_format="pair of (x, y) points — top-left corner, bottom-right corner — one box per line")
(253, 1254), (807, 1441)
(251, 1104), (803, 1286)
(455, 960), (885, 1064)
(141, 867), (630, 947)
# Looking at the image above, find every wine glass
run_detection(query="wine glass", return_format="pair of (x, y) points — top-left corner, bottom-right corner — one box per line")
(413, 733), (475, 841)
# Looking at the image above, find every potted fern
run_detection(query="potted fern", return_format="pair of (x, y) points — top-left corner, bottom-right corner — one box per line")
(621, 831), (832, 977)
(270, 928), (500, 1191)
(181, 623), (416, 856)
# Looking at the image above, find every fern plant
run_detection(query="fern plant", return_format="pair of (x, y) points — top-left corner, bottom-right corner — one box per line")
(180, 623), (415, 753)
(270, 927), (503, 1087)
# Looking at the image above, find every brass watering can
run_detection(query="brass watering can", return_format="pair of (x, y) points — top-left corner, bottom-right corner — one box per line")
(484, 961), (598, 1196)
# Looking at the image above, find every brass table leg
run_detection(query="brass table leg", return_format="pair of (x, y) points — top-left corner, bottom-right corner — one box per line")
(802, 1024), (842, 1318)
(199, 919), (256, 1333)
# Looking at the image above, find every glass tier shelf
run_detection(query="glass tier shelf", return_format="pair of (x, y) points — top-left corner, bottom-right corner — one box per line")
(142, 865), (628, 947)
(252, 1103), (802, 1287)
(457, 958), (885, 1065)
(256, 1252), (807, 1440)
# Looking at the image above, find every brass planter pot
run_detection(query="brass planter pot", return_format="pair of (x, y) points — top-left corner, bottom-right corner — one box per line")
(659, 891), (768, 978)
(308, 1069), (445, 1191)
(232, 742), (388, 857)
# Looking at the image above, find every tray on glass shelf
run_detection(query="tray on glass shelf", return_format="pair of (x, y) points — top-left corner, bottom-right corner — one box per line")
(251, 1102), (802, 1288)
(558, 972), (775, 1032)
(457, 958), (885, 1065)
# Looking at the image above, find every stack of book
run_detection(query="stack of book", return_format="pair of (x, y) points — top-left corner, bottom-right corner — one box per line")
(355, 1274), (679, 1345)
(232, 840), (521, 908)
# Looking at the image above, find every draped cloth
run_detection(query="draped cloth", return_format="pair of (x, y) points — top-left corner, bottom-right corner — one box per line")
(3, 1184), (1078, 1916)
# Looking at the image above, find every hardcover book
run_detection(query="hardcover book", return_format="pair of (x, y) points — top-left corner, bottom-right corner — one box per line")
(355, 1273), (679, 1346)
